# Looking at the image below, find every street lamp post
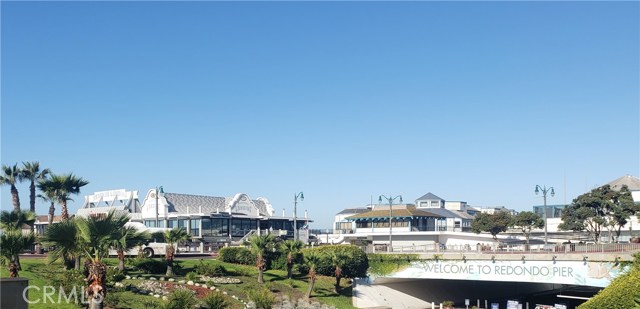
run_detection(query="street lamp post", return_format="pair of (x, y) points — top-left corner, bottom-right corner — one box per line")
(294, 192), (304, 241)
(155, 186), (164, 227)
(535, 185), (555, 246)
(379, 195), (403, 252)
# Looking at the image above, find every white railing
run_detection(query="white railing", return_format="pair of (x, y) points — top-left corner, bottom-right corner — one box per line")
(382, 243), (640, 254)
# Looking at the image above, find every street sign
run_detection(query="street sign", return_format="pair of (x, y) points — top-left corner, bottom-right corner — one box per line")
(491, 303), (499, 309)
(507, 300), (519, 309)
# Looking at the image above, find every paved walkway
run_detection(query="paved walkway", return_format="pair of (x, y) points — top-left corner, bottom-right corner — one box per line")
(353, 278), (435, 309)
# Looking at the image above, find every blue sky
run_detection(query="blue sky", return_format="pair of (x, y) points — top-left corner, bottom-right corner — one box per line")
(1, 2), (638, 229)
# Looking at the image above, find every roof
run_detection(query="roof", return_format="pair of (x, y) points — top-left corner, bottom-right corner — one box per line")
(607, 175), (640, 191)
(336, 208), (370, 215)
(345, 206), (444, 220)
(424, 208), (476, 220)
(415, 192), (444, 201)
(34, 215), (63, 224)
(164, 193), (270, 216)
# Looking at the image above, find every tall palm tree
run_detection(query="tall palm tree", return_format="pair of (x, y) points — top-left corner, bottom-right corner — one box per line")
(41, 218), (83, 270)
(111, 226), (149, 271)
(37, 175), (60, 225)
(247, 233), (276, 284)
(279, 239), (304, 279)
(330, 252), (346, 293)
(76, 210), (129, 309)
(0, 229), (35, 277)
(0, 210), (36, 271)
(0, 164), (23, 212)
(164, 227), (190, 277)
(20, 161), (50, 214)
(39, 173), (89, 220)
(304, 251), (321, 299)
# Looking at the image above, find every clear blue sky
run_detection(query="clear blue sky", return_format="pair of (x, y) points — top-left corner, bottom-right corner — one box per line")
(1, 2), (638, 229)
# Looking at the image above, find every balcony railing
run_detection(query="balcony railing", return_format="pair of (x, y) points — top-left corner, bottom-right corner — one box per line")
(380, 243), (640, 254)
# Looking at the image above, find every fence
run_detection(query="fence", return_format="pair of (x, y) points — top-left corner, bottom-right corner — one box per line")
(381, 242), (640, 255)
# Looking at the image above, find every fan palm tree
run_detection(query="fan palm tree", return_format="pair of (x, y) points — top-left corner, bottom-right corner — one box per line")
(39, 173), (89, 220)
(330, 251), (347, 293)
(41, 218), (83, 270)
(0, 164), (23, 212)
(111, 226), (150, 271)
(20, 161), (50, 214)
(164, 227), (190, 277)
(304, 251), (321, 299)
(279, 239), (304, 279)
(246, 233), (276, 283)
(0, 229), (35, 277)
(76, 210), (129, 309)
(37, 176), (60, 225)
(0, 210), (36, 271)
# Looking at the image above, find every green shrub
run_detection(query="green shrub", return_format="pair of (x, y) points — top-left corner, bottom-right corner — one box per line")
(218, 247), (255, 265)
(49, 269), (84, 299)
(186, 271), (198, 281)
(142, 299), (162, 309)
(127, 258), (166, 274)
(368, 253), (419, 276)
(165, 288), (198, 309)
(107, 267), (126, 282)
(195, 260), (226, 277)
(103, 292), (123, 308)
(247, 288), (276, 309)
(201, 291), (229, 309)
(302, 245), (369, 278)
(578, 263), (640, 309)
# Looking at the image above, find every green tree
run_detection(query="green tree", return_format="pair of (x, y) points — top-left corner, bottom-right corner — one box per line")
(20, 161), (50, 214)
(164, 227), (190, 277)
(41, 218), (83, 270)
(278, 239), (304, 279)
(0, 229), (35, 277)
(111, 225), (150, 271)
(37, 176), (61, 225)
(39, 173), (89, 221)
(246, 233), (276, 283)
(304, 251), (321, 299)
(0, 164), (23, 212)
(559, 185), (635, 243)
(77, 210), (130, 309)
(471, 211), (512, 242)
(511, 211), (544, 247)
(0, 210), (36, 274)
(330, 251), (347, 293)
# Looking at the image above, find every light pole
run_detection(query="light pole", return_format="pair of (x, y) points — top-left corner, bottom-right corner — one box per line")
(535, 185), (554, 246)
(294, 192), (304, 241)
(379, 194), (402, 252)
(155, 186), (164, 227)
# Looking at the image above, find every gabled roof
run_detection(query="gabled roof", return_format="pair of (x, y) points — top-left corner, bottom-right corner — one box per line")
(607, 175), (640, 191)
(164, 193), (270, 216)
(424, 208), (475, 220)
(336, 208), (370, 215)
(345, 206), (443, 220)
(415, 192), (444, 201)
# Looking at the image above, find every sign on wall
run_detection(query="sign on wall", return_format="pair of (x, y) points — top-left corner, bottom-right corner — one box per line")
(386, 259), (623, 287)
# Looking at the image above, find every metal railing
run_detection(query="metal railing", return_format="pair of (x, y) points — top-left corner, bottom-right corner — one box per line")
(380, 243), (640, 254)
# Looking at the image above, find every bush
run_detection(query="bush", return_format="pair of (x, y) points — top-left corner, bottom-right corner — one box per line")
(302, 245), (369, 278)
(127, 258), (166, 274)
(367, 253), (419, 276)
(201, 291), (229, 309)
(186, 271), (199, 281)
(49, 269), (84, 299)
(107, 267), (126, 282)
(195, 260), (226, 277)
(218, 247), (255, 265)
(247, 288), (276, 309)
(578, 262), (640, 309)
(165, 288), (198, 309)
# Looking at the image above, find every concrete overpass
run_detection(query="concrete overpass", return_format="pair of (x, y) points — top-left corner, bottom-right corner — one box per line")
(354, 243), (640, 309)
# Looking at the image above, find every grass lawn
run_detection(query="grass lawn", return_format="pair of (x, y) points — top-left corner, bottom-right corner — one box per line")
(1, 256), (356, 309)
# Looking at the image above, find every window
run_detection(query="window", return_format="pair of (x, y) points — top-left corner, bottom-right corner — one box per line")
(167, 219), (177, 228)
(356, 221), (371, 228)
(190, 219), (200, 237)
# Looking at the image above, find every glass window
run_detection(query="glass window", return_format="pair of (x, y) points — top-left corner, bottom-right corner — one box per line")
(190, 219), (200, 237)
(167, 219), (177, 228)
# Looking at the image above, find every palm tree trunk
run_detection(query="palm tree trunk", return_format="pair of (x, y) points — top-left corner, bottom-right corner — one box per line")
(258, 269), (264, 284)
(86, 262), (107, 309)
(306, 276), (315, 299)
(165, 246), (174, 277)
(8, 262), (18, 277)
(118, 251), (125, 271)
(61, 199), (69, 220)
(11, 185), (20, 212)
(48, 202), (56, 225)
(75, 256), (82, 270)
(287, 264), (293, 279)
(29, 181), (36, 213)
(335, 275), (341, 293)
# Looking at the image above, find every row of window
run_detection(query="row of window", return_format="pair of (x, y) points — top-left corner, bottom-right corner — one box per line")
(143, 217), (308, 238)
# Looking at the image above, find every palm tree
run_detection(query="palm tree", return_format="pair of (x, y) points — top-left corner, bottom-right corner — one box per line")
(304, 251), (321, 299)
(330, 252), (346, 293)
(76, 210), (129, 309)
(20, 161), (50, 214)
(41, 218), (83, 270)
(279, 239), (304, 279)
(40, 173), (89, 220)
(0, 229), (35, 277)
(164, 227), (190, 277)
(0, 210), (36, 270)
(0, 164), (23, 212)
(111, 226), (149, 271)
(37, 175), (60, 225)
(246, 233), (276, 283)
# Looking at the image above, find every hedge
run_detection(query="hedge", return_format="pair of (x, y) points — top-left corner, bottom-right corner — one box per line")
(368, 253), (419, 276)
(218, 247), (255, 265)
(302, 245), (369, 278)
(578, 253), (640, 309)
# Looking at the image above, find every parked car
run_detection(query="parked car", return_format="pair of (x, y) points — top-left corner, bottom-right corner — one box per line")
(308, 234), (319, 246)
